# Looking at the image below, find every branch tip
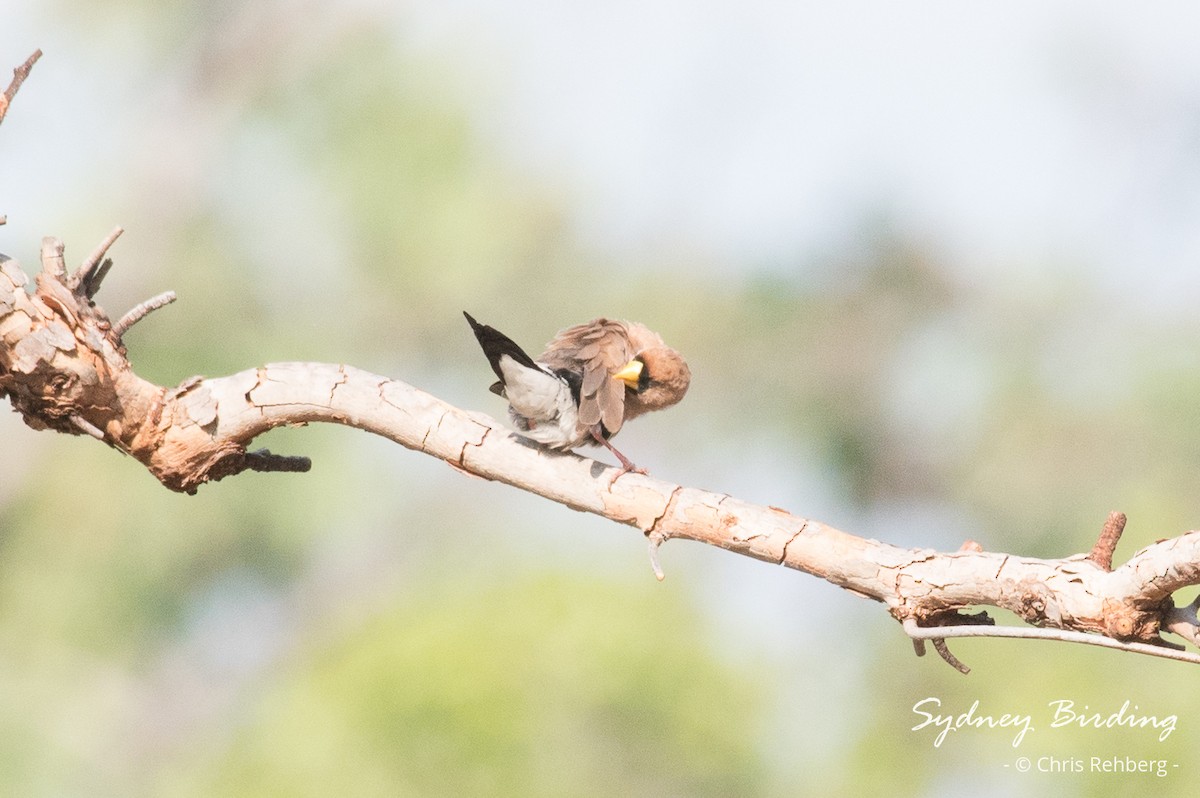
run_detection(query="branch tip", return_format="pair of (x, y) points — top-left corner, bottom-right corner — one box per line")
(648, 532), (667, 581)
(931, 638), (971, 674)
(1087, 510), (1127, 571)
(72, 226), (124, 294)
(113, 290), (176, 338)
(0, 49), (42, 126)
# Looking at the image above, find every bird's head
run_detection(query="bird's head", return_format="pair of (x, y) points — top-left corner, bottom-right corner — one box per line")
(616, 346), (691, 415)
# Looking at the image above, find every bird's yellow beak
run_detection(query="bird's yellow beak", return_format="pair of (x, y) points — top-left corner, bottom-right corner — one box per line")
(612, 359), (644, 389)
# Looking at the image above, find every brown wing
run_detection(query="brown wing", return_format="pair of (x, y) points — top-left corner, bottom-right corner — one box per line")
(539, 318), (634, 436)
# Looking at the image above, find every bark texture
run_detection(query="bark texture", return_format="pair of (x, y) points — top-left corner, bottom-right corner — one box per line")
(3, 238), (1200, 672)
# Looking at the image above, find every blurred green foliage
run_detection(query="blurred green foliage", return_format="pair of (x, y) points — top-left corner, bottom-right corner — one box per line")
(3, 3), (1200, 797)
(176, 575), (765, 798)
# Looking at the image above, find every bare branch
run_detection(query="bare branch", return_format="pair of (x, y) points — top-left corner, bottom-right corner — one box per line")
(112, 290), (176, 338)
(6, 236), (1200, 673)
(1087, 510), (1127, 571)
(7, 50), (1199, 675)
(0, 49), (41, 126)
(648, 530), (668, 581)
(70, 225), (124, 295)
(902, 619), (1200, 666)
(930, 638), (970, 674)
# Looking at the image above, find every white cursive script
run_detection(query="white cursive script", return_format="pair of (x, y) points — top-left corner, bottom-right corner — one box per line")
(911, 697), (1180, 748)
(911, 697), (1034, 748)
(1048, 699), (1176, 742)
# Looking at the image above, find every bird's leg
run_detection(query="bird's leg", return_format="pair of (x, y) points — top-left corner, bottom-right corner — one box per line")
(590, 428), (647, 476)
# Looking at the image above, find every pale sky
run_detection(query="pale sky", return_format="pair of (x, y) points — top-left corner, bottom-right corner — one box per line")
(401, 2), (1200, 303)
(4, 3), (1200, 303)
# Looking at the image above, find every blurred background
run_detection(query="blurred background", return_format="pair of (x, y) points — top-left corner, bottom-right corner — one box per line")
(3, 2), (1200, 795)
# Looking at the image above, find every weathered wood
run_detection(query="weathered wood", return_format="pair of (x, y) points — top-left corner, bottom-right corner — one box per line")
(2, 235), (1200, 672)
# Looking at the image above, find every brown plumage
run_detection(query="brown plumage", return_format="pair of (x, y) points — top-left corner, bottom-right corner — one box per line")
(537, 319), (691, 438)
(465, 313), (691, 471)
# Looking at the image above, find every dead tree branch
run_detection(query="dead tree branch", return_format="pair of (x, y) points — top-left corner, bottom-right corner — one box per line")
(0, 49), (41, 127)
(4, 235), (1200, 674)
(5, 51), (1200, 673)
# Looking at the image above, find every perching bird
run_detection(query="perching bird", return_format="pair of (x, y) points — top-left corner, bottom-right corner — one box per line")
(464, 312), (691, 472)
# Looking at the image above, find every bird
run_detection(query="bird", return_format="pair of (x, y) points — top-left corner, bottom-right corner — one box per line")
(463, 311), (691, 472)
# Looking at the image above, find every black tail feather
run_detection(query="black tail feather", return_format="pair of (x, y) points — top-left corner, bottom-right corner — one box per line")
(463, 311), (540, 387)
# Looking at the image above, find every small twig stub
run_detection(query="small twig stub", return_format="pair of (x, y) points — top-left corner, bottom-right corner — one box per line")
(1087, 511), (1127, 571)
(113, 291), (176, 338)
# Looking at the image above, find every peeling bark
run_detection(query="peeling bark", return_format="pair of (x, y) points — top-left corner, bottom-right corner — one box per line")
(4, 51), (1200, 671)
(3, 235), (1200, 672)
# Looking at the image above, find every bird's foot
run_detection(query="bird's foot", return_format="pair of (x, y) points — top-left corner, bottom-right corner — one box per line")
(590, 428), (647, 482)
